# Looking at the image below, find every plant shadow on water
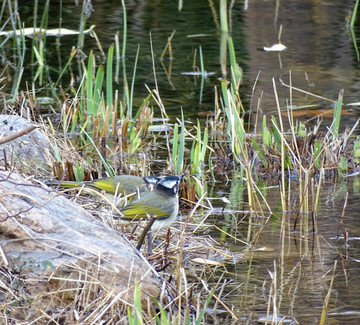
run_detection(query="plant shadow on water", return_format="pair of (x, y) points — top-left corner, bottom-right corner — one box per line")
(1, 0), (360, 324)
(192, 179), (360, 324)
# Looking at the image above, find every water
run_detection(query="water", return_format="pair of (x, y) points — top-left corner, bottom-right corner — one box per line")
(3, 1), (360, 123)
(202, 179), (360, 324)
(1, 0), (360, 323)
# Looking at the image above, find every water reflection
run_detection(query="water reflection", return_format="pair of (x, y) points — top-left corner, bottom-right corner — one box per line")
(3, 0), (359, 125)
(198, 178), (360, 323)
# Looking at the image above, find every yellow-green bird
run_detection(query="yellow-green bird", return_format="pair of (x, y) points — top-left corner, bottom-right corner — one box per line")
(47, 174), (160, 196)
(118, 174), (184, 231)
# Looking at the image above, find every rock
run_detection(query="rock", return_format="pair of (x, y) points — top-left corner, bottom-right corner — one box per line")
(0, 170), (162, 323)
(0, 114), (53, 172)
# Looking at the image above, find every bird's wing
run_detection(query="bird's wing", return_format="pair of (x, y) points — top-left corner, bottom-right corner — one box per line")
(120, 196), (169, 220)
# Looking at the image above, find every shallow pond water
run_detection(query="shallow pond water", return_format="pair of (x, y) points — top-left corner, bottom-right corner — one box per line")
(199, 178), (360, 324)
(2, 1), (360, 125)
(1, 0), (360, 323)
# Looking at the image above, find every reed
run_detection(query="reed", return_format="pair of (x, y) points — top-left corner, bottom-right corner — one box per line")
(349, 0), (359, 28)
(219, 0), (228, 32)
(190, 120), (208, 175)
(331, 89), (343, 140)
(172, 109), (185, 174)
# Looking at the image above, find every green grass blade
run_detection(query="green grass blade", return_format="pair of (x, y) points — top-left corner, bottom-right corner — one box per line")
(176, 109), (185, 173)
(106, 44), (114, 110)
(332, 89), (344, 140)
(93, 65), (104, 116)
(350, 0), (359, 27)
(228, 36), (242, 92)
(79, 126), (114, 177)
(129, 44), (140, 118)
(86, 50), (94, 115)
(219, 0), (228, 32)
(172, 123), (179, 166)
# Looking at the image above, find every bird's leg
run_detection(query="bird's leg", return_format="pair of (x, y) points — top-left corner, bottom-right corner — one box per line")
(147, 229), (153, 256)
(136, 216), (155, 252)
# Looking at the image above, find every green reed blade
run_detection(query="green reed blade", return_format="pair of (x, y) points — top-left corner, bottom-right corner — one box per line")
(270, 116), (282, 147)
(86, 50), (94, 115)
(354, 136), (360, 163)
(298, 122), (306, 137)
(194, 289), (215, 325)
(172, 123), (179, 166)
(39, 0), (49, 48)
(106, 44), (114, 110)
(228, 36), (242, 92)
(128, 91), (152, 137)
(219, 0), (228, 32)
(262, 115), (271, 147)
(93, 65), (104, 116)
(115, 32), (120, 82)
(73, 162), (85, 182)
(176, 109), (185, 173)
(77, 0), (87, 48)
(221, 79), (229, 109)
(250, 138), (266, 165)
(332, 89), (344, 140)
(199, 45), (205, 77)
(55, 47), (77, 87)
(153, 298), (170, 325)
(200, 127), (208, 162)
(80, 126), (114, 177)
(350, 0), (359, 28)
(121, 0), (127, 59)
(129, 44), (140, 118)
(0, 0), (6, 24)
(91, 65), (104, 116)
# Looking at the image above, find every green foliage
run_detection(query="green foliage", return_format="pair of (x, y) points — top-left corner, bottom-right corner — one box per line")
(251, 138), (266, 166)
(332, 89), (344, 140)
(190, 120), (208, 175)
(270, 116), (282, 148)
(172, 110), (185, 174)
(262, 115), (272, 147)
(73, 162), (85, 182)
(106, 45), (114, 110)
(80, 126), (115, 177)
(219, 0), (228, 32)
(354, 136), (360, 163)
(222, 81), (245, 160)
(127, 283), (144, 325)
(228, 36), (242, 94)
(349, 0), (359, 28)
(297, 123), (306, 137)
(313, 139), (322, 169)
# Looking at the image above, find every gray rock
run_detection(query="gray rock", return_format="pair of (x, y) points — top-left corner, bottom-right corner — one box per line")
(0, 114), (53, 171)
(0, 170), (162, 323)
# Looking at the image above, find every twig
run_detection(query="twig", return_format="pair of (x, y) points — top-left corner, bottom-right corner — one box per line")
(279, 79), (336, 103)
(0, 124), (38, 145)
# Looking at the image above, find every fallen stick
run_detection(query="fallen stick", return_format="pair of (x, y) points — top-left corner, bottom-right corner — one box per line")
(0, 125), (38, 145)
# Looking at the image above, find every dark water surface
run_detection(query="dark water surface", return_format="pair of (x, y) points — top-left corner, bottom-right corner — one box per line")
(1, 1), (360, 323)
(2, 1), (360, 123)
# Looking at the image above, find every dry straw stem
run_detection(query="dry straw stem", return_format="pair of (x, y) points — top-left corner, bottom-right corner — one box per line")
(279, 78), (336, 103)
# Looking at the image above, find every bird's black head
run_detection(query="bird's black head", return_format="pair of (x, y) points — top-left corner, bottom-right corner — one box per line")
(156, 175), (184, 196)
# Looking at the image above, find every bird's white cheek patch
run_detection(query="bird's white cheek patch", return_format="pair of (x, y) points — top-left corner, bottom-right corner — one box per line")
(161, 180), (177, 189)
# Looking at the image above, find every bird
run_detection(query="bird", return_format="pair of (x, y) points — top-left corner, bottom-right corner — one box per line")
(115, 174), (183, 254)
(118, 174), (184, 232)
(46, 174), (160, 196)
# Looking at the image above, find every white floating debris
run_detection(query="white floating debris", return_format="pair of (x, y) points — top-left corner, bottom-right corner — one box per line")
(0, 25), (95, 37)
(263, 43), (287, 51)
